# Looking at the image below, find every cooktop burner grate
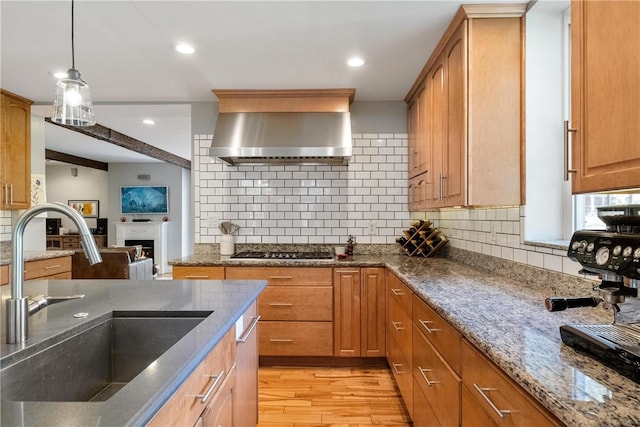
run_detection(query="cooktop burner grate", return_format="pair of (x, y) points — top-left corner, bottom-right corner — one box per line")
(229, 251), (333, 260)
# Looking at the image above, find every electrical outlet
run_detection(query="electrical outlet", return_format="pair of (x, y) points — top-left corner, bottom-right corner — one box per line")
(368, 220), (377, 235)
(206, 216), (219, 228)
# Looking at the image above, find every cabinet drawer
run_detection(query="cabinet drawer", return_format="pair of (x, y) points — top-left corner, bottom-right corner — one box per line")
(413, 377), (442, 427)
(62, 237), (77, 243)
(259, 321), (333, 356)
(387, 294), (412, 362)
(413, 324), (461, 427)
(413, 294), (462, 374)
(226, 266), (332, 286)
(386, 271), (412, 314)
(24, 256), (72, 280)
(259, 286), (333, 321)
(172, 266), (225, 280)
(461, 340), (562, 427)
(387, 331), (413, 417)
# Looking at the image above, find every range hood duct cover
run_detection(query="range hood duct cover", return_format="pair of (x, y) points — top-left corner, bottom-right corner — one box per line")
(209, 112), (352, 165)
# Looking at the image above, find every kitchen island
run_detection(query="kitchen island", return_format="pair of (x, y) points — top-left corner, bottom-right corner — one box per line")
(171, 252), (640, 427)
(0, 277), (267, 427)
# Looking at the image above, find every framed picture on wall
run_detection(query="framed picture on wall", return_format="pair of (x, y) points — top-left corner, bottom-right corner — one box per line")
(68, 200), (99, 218)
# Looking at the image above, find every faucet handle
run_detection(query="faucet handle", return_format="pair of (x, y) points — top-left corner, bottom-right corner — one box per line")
(27, 294), (85, 315)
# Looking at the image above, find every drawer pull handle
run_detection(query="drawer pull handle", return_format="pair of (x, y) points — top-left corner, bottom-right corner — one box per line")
(473, 383), (513, 419)
(237, 315), (261, 343)
(418, 319), (441, 334)
(185, 275), (210, 279)
(269, 302), (293, 307)
(44, 264), (62, 270)
(269, 275), (293, 280)
(391, 321), (405, 331)
(195, 370), (225, 404)
(269, 338), (294, 343)
(391, 363), (406, 375)
(418, 367), (440, 387)
(390, 288), (405, 296)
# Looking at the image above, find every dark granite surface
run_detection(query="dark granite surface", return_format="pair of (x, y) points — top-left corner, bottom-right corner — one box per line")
(171, 252), (639, 427)
(0, 278), (267, 427)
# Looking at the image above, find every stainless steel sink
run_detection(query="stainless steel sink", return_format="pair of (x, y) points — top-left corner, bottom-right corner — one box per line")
(0, 311), (212, 402)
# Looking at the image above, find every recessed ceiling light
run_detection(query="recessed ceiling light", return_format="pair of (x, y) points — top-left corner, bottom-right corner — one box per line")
(347, 57), (365, 67)
(142, 119), (156, 125)
(175, 43), (195, 54)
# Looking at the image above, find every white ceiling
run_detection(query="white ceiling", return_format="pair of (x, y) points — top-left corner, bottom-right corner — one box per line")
(1, 0), (528, 164)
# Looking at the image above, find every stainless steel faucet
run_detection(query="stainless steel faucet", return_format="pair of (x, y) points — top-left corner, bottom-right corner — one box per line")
(6, 202), (102, 344)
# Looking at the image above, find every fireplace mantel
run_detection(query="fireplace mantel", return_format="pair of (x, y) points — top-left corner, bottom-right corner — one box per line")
(114, 222), (168, 274)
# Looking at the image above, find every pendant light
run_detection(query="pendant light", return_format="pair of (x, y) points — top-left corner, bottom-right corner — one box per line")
(51, 0), (95, 126)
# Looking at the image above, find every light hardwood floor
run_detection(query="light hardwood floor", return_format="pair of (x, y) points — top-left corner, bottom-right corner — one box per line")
(257, 365), (412, 427)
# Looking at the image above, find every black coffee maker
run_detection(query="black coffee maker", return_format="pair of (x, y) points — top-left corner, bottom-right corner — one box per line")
(546, 205), (640, 383)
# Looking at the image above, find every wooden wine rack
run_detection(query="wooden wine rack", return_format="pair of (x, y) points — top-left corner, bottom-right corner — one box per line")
(398, 220), (448, 257)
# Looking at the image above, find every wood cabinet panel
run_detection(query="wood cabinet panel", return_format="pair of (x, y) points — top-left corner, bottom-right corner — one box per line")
(361, 268), (386, 357)
(413, 377), (442, 427)
(259, 285), (333, 321)
(1, 265), (9, 286)
(24, 256), (72, 281)
(413, 294), (462, 374)
(413, 323), (461, 427)
(334, 268), (361, 357)
(387, 328), (413, 417)
(461, 339), (563, 427)
(0, 90), (31, 210)
(570, 0), (640, 193)
(47, 235), (106, 251)
(259, 321), (333, 356)
(235, 301), (259, 427)
(226, 266), (332, 286)
(172, 265), (225, 280)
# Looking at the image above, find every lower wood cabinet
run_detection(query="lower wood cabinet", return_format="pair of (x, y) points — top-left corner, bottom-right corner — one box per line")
(148, 324), (236, 427)
(461, 339), (563, 427)
(333, 267), (386, 357)
(172, 266), (225, 279)
(1, 265), (8, 286)
(235, 301), (260, 427)
(226, 267), (333, 357)
(386, 270), (413, 417)
(24, 256), (72, 281)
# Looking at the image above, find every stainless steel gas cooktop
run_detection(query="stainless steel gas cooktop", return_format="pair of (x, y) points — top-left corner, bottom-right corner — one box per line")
(229, 250), (333, 260)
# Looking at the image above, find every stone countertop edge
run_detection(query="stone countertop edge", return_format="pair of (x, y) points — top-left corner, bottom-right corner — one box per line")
(0, 250), (76, 265)
(0, 278), (268, 427)
(171, 253), (640, 427)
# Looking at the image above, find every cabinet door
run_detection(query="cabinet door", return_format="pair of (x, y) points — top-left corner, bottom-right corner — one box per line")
(235, 301), (259, 427)
(361, 267), (385, 357)
(205, 366), (235, 427)
(443, 22), (466, 207)
(571, 0), (640, 193)
(0, 90), (31, 210)
(408, 97), (419, 178)
(334, 268), (361, 357)
(172, 266), (225, 280)
(429, 58), (446, 208)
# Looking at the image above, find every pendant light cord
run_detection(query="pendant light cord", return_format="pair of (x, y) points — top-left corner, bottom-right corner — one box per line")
(71, 0), (75, 69)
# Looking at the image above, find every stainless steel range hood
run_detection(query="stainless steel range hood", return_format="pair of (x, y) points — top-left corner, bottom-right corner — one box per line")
(209, 112), (352, 165)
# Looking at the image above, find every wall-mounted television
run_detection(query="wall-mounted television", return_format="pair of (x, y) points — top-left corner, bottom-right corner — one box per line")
(120, 186), (169, 214)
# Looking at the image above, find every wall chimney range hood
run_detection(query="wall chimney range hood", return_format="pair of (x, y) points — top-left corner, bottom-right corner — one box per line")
(209, 89), (355, 166)
(210, 112), (352, 165)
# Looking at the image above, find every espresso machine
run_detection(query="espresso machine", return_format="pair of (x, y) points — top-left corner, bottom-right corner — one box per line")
(546, 205), (640, 383)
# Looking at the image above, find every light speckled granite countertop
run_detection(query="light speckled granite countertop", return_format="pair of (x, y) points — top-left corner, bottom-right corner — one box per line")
(171, 253), (640, 426)
(0, 250), (75, 266)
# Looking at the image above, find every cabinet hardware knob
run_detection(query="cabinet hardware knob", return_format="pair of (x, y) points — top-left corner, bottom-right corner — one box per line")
(236, 315), (260, 343)
(195, 370), (225, 404)
(473, 383), (513, 419)
(418, 367), (440, 387)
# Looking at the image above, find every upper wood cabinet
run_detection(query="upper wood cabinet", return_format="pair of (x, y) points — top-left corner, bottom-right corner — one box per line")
(1, 89), (32, 210)
(570, 0), (640, 193)
(405, 5), (525, 210)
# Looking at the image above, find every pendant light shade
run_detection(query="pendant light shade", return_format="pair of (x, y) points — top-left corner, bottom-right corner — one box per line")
(51, 0), (95, 126)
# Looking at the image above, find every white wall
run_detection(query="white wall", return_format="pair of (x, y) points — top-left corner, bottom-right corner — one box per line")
(45, 163), (109, 231)
(108, 162), (189, 263)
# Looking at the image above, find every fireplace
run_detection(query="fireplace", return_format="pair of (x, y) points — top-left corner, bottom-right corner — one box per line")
(115, 222), (168, 274)
(125, 239), (154, 260)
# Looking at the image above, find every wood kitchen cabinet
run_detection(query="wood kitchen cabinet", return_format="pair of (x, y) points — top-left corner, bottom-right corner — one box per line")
(461, 339), (562, 427)
(24, 256), (72, 280)
(405, 5), (525, 209)
(172, 265), (225, 280)
(333, 267), (386, 358)
(46, 235), (106, 250)
(386, 270), (413, 418)
(1, 264), (8, 286)
(569, 0), (640, 193)
(234, 300), (260, 427)
(147, 322), (236, 427)
(1, 89), (32, 210)
(226, 266), (334, 357)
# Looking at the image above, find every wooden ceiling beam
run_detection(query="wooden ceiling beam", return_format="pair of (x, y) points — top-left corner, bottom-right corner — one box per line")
(45, 118), (191, 170)
(45, 149), (109, 171)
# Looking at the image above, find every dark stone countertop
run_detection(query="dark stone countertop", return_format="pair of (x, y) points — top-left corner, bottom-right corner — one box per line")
(0, 278), (267, 427)
(171, 253), (640, 426)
